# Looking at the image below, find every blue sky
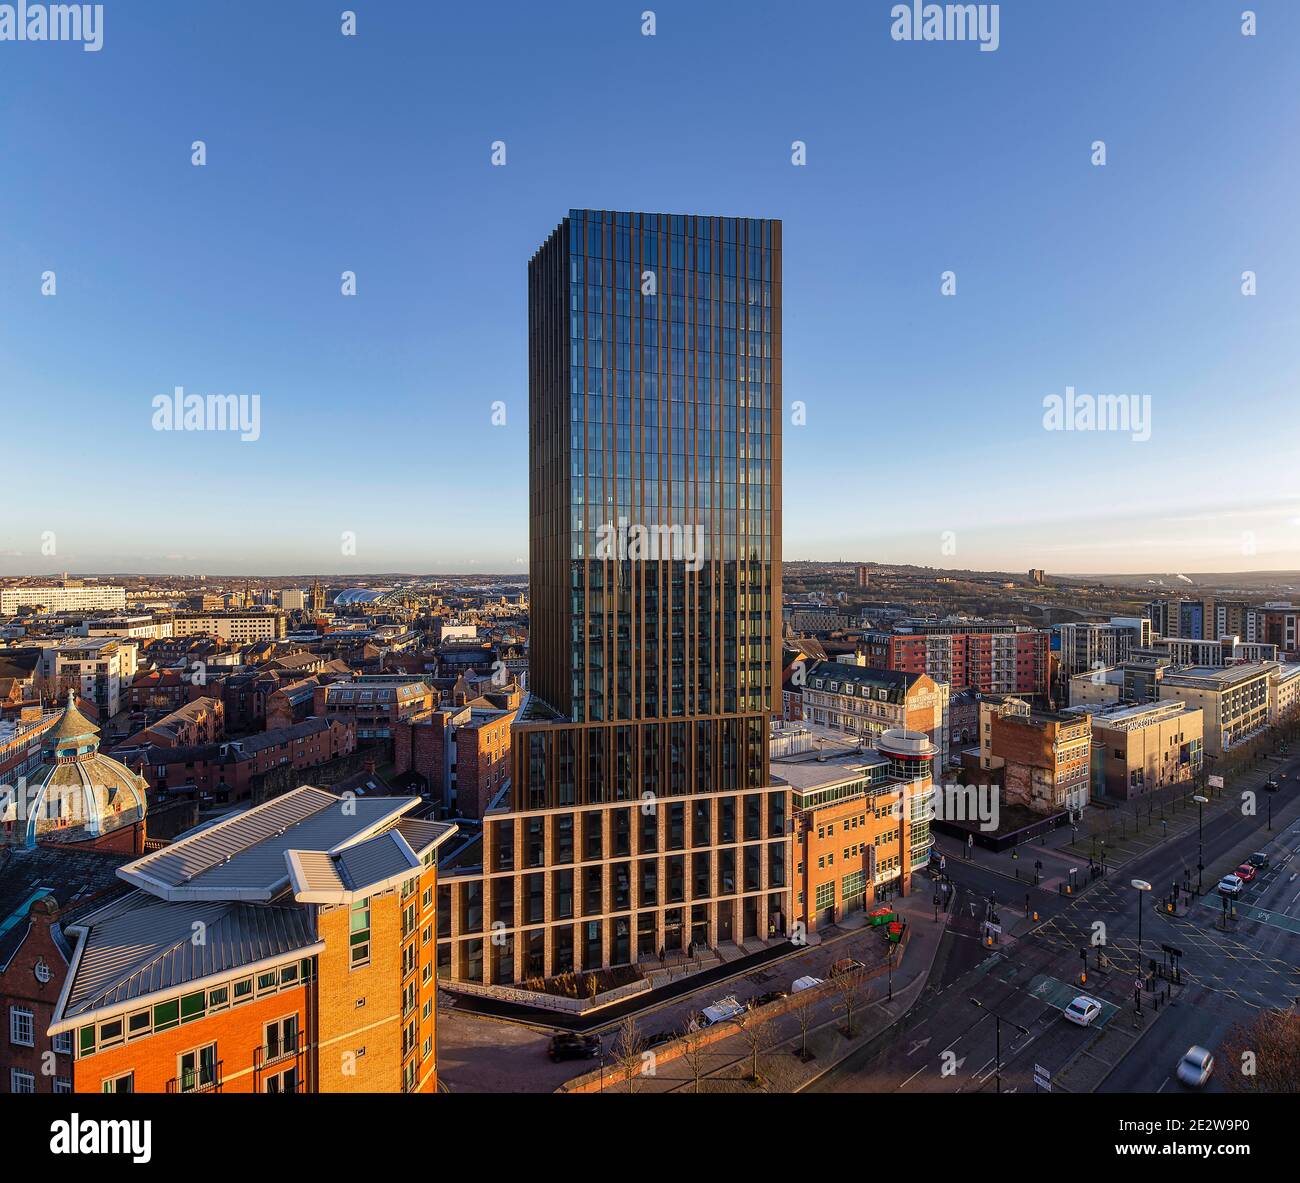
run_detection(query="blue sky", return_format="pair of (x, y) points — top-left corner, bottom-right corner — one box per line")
(1, 0), (1297, 576)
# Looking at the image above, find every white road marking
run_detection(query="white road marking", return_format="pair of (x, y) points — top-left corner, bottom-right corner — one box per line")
(898, 1067), (925, 1089)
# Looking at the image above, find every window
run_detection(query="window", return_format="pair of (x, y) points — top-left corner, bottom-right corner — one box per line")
(98, 1017), (125, 1048)
(11, 1069), (35, 1094)
(177, 1043), (218, 1093)
(815, 882), (835, 910)
(256, 971), (278, 996)
(52, 1030), (72, 1055)
(264, 1015), (298, 1064)
(9, 1006), (34, 1047)
(54, 1078), (73, 1094)
(207, 986), (229, 1012)
(127, 1009), (151, 1040)
(350, 898), (371, 967)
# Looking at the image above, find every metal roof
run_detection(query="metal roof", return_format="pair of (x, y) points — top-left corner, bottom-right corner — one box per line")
(117, 786), (416, 901)
(54, 890), (319, 1026)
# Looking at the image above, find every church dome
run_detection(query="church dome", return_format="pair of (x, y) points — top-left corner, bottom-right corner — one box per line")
(1, 692), (147, 849)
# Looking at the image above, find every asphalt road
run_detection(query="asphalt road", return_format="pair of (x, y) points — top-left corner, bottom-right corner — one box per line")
(810, 755), (1300, 1095)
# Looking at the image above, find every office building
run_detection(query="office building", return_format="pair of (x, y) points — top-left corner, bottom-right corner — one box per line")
(1, 585), (126, 615)
(1066, 700), (1204, 802)
(438, 210), (786, 988)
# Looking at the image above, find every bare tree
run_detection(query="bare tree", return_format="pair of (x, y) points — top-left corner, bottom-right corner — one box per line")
(831, 968), (866, 1038)
(1220, 1009), (1300, 1093)
(612, 1014), (646, 1094)
(681, 1029), (709, 1094)
(733, 1011), (766, 1083)
(791, 990), (818, 1062)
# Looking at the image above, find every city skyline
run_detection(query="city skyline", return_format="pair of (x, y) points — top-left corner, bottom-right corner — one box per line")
(3, 1), (1298, 575)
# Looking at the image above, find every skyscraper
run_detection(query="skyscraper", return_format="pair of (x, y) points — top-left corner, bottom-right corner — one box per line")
(438, 210), (789, 986)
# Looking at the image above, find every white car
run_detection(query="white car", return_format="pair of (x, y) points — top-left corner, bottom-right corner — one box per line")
(1063, 995), (1102, 1027)
(792, 975), (824, 993)
(697, 996), (746, 1027)
(1176, 1045), (1214, 1088)
(1217, 874), (1244, 896)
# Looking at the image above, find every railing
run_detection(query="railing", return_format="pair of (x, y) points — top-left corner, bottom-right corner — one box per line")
(253, 1032), (307, 1091)
(166, 1061), (222, 1094)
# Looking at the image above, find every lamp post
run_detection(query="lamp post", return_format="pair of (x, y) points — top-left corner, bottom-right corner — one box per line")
(1131, 879), (1151, 984)
(1193, 794), (1208, 894)
(969, 997), (1029, 1094)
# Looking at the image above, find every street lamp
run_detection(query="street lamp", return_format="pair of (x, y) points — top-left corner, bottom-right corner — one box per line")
(969, 997), (1030, 1094)
(1131, 879), (1151, 984)
(1193, 794), (1208, 895)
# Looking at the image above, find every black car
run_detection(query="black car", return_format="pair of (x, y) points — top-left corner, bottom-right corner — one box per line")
(643, 1030), (677, 1049)
(548, 1033), (601, 1062)
(1248, 852), (1269, 869)
(752, 990), (789, 1007)
(1265, 779), (1279, 792)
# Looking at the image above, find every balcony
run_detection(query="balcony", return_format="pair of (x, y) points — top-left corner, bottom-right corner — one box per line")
(253, 1032), (307, 1091)
(167, 1061), (222, 1094)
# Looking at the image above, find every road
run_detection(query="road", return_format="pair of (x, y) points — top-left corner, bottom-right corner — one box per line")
(810, 755), (1300, 1095)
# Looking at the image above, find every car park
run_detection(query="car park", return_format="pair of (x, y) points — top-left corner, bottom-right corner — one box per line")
(1063, 995), (1103, 1027)
(548, 1033), (601, 1062)
(1176, 1045), (1214, 1088)
(1217, 874), (1244, 896)
(1235, 863), (1257, 882)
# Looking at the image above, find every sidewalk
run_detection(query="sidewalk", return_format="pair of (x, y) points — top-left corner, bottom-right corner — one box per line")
(560, 891), (950, 1093)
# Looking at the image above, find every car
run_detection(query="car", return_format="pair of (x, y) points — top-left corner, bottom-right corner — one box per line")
(643, 1030), (677, 1049)
(1248, 852), (1269, 869)
(792, 975), (825, 993)
(548, 1033), (601, 1062)
(1176, 1045), (1215, 1088)
(1217, 874), (1244, 896)
(1063, 995), (1103, 1027)
(697, 996), (747, 1027)
(830, 957), (867, 978)
(1265, 779), (1280, 792)
(752, 990), (789, 1008)
(1235, 863), (1257, 882)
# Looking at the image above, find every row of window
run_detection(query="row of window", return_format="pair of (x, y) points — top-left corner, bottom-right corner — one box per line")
(74, 960), (309, 1059)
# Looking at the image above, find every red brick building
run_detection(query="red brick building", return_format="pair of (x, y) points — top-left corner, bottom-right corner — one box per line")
(45, 787), (456, 1093)
(861, 620), (1050, 701)
(121, 717), (356, 804)
(394, 695), (516, 819)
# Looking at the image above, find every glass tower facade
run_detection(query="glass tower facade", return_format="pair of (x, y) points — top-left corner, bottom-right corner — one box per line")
(438, 211), (788, 986)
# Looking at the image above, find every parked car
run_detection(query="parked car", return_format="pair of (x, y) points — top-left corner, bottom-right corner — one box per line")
(643, 1030), (677, 1049)
(752, 990), (789, 1008)
(1176, 1045), (1214, 1088)
(548, 1033), (601, 1062)
(792, 975), (824, 993)
(830, 957), (867, 978)
(1217, 874), (1244, 896)
(1235, 863), (1257, 882)
(1248, 852), (1269, 869)
(1063, 995), (1103, 1027)
(697, 996), (746, 1027)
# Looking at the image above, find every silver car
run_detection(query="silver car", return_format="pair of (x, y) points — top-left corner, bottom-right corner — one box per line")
(1176, 1045), (1214, 1087)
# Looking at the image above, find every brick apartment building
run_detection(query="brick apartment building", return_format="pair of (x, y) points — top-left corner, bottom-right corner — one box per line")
(798, 659), (949, 777)
(43, 787), (455, 1093)
(861, 620), (1050, 701)
(975, 698), (1092, 816)
(774, 728), (934, 934)
(124, 696), (226, 749)
(394, 688), (521, 819)
(121, 717), (356, 804)
(0, 847), (131, 1094)
(314, 675), (436, 743)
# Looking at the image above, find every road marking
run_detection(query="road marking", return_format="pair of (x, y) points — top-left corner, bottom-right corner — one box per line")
(898, 1066), (925, 1089)
(907, 1037), (932, 1056)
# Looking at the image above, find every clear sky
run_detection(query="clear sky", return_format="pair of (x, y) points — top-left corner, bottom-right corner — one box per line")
(2, 0), (1297, 577)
